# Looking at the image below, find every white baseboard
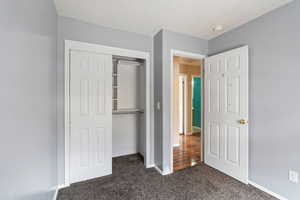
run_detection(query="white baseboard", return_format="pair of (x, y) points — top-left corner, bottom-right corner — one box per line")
(173, 143), (180, 147)
(192, 126), (201, 129)
(52, 184), (68, 200)
(154, 166), (164, 175)
(112, 151), (138, 158)
(52, 186), (59, 200)
(248, 181), (288, 200)
(155, 166), (172, 176)
(146, 164), (155, 168)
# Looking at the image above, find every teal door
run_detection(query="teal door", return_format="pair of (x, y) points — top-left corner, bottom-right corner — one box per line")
(192, 77), (201, 128)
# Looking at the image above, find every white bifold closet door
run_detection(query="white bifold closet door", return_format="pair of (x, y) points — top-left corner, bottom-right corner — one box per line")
(70, 50), (112, 184)
(204, 46), (249, 184)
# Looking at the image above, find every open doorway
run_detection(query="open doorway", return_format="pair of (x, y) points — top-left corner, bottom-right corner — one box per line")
(172, 55), (203, 172)
(170, 47), (249, 183)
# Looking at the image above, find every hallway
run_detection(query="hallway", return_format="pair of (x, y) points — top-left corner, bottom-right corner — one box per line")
(173, 134), (201, 171)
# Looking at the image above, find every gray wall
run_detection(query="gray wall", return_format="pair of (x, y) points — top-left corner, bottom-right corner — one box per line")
(209, 1), (300, 199)
(153, 31), (164, 169)
(160, 30), (208, 172)
(0, 0), (57, 200)
(1, 1), (297, 199)
(57, 16), (152, 184)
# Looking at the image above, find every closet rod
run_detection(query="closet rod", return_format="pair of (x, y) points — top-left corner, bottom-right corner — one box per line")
(113, 55), (144, 64)
(112, 109), (144, 115)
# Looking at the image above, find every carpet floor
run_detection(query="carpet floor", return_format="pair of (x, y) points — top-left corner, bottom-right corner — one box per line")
(57, 154), (277, 200)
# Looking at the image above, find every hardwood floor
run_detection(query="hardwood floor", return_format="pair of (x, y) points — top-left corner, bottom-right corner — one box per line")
(173, 133), (201, 171)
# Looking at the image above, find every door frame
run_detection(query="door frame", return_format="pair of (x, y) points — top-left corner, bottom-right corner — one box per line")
(170, 50), (206, 173)
(64, 40), (153, 186)
(178, 74), (188, 136)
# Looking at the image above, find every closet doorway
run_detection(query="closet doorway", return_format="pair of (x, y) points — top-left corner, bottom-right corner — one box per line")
(112, 56), (146, 158)
(64, 40), (152, 186)
(171, 52), (205, 172)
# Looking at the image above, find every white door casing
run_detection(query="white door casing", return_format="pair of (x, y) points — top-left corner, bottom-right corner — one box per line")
(178, 75), (187, 135)
(70, 50), (112, 184)
(204, 46), (249, 183)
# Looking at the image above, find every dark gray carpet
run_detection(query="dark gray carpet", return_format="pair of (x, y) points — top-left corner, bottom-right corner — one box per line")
(57, 154), (277, 200)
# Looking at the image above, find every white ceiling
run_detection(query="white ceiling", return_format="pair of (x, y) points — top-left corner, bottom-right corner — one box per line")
(54, 0), (292, 39)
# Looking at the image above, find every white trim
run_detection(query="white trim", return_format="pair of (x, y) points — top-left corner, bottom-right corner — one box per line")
(200, 59), (204, 162)
(150, 35), (155, 172)
(178, 74), (188, 135)
(146, 164), (155, 168)
(154, 166), (163, 175)
(64, 41), (70, 187)
(173, 143), (180, 147)
(52, 187), (59, 200)
(170, 49), (206, 173)
(248, 181), (288, 200)
(245, 46), (250, 183)
(64, 40), (153, 186)
(52, 185), (67, 200)
(192, 126), (201, 131)
(112, 152), (139, 158)
(172, 50), (206, 60)
(183, 75), (188, 135)
(155, 166), (172, 176)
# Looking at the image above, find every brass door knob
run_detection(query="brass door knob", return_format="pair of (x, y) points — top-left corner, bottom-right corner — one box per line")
(239, 119), (247, 124)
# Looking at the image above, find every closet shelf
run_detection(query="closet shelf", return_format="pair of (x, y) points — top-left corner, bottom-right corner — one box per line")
(112, 109), (144, 114)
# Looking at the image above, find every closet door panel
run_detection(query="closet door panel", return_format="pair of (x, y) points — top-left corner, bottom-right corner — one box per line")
(70, 50), (112, 184)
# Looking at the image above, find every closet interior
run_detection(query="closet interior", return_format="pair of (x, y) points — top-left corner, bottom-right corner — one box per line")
(111, 55), (146, 160)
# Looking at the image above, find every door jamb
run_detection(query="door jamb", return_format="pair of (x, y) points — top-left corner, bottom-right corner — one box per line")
(64, 40), (153, 186)
(170, 50), (206, 174)
(178, 74), (188, 136)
